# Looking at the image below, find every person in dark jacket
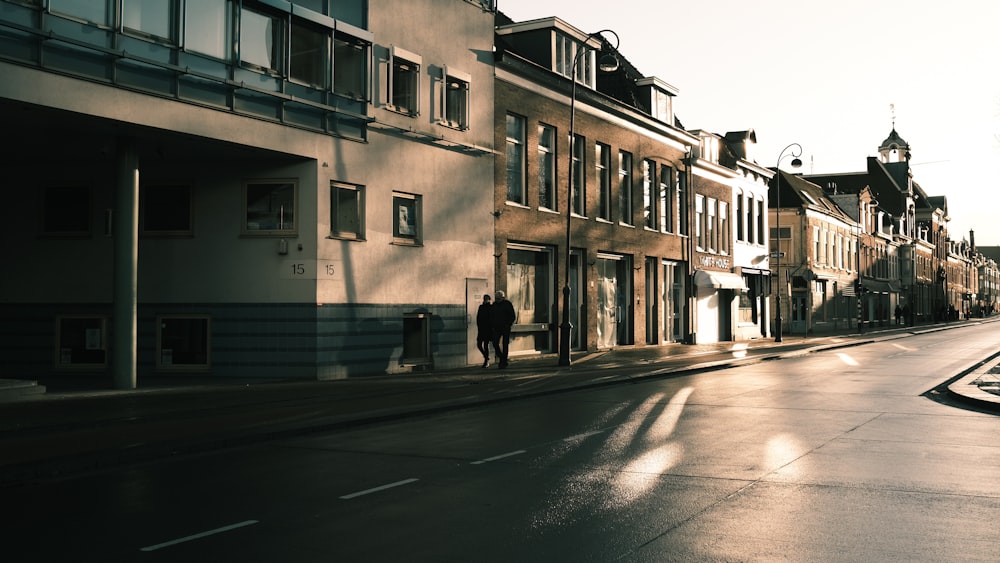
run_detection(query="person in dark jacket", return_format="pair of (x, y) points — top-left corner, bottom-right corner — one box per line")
(491, 290), (516, 368)
(475, 293), (492, 368)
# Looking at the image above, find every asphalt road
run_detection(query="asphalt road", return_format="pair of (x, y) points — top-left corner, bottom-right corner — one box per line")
(6, 325), (1000, 562)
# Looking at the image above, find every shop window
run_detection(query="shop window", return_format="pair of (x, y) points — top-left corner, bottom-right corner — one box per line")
(330, 181), (364, 240)
(56, 315), (107, 367)
(243, 180), (297, 235)
(141, 184), (192, 235)
(157, 315), (210, 369)
(392, 192), (421, 245)
(43, 186), (90, 236)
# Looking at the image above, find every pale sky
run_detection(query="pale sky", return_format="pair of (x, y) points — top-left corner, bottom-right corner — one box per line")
(497, 0), (1000, 245)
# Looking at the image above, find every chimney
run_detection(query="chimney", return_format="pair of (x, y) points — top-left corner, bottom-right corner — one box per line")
(970, 230), (976, 252)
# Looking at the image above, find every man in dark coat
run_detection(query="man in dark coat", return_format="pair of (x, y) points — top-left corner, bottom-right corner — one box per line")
(475, 293), (492, 368)
(490, 290), (516, 369)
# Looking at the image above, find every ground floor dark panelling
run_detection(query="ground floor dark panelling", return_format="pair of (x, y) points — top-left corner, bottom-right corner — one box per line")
(0, 302), (467, 381)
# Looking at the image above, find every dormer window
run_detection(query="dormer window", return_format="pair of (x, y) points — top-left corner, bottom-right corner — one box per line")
(701, 136), (719, 163)
(554, 32), (594, 86)
(635, 77), (677, 124)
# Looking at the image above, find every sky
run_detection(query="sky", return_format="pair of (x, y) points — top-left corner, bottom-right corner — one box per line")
(496, 0), (1000, 245)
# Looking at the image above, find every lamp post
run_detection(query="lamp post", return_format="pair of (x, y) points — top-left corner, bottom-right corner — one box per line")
(559, 30), (620, 366)
(773, 143), (802, 343)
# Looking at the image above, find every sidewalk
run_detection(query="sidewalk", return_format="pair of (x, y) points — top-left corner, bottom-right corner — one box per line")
(2, 320), (997, 485)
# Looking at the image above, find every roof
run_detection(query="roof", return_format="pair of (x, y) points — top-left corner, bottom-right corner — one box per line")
(879, 127), (910, 152)
(771, 170), (855, 224)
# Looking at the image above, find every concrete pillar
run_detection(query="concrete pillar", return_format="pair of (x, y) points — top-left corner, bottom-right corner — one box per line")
(113, 138), (139, 390)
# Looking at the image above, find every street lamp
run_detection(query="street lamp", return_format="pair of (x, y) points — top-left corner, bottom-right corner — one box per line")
(559, 29), (620, 366)
(773, 143), (802, 343)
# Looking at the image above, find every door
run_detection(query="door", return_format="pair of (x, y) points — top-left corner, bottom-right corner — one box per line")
(791, 294), (808, 334)
(466, 278), (488, 365)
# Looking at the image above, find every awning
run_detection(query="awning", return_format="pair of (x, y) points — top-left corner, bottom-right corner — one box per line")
(861, 279), (900, 294)
(694, 270), (748, 290)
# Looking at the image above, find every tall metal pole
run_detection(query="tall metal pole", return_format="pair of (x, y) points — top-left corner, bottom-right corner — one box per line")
(559, 30), (619, 366)
(773, 143), (802, 342)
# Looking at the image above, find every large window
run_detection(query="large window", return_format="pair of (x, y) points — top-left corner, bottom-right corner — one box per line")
(157, 315), (210, 370)
(51, 0), (111, 26)
(538, 124), (556, 211)
(439, 67), (470, 130)
(56, 315), (107, 368)
(392, 192), (421, 245)
(185, 0), (231, 59)
(123, 0), (177, 42)
(618, 150), (633, 226)
(330, 182), (364, 240)
(290, 17), (327, 87)
(43, 186), (90, 236)
(243, 180), (296, 235)
(506, 113), (526, 204)
(660, 165), (674, 233)
(642, 159), (656, 229)
(388, 46), (420, 115)
(571, 134), (585, 215)
(141, 185), (192, 236)
(333, 32), (369, 99)
(240, 5), (283, 74)
(596, 142), (611, 220)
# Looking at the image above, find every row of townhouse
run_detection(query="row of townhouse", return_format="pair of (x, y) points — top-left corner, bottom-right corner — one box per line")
(782, 128), (998, 334)
(0, 1), (991, 387)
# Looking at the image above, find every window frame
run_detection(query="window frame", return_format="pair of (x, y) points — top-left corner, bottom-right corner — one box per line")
(392, 191), (422, 246)
(242, 179), (298, 236)
(439, 66), (470, 130)
(330, 181), (365, 241)
(156, 314), (211, 371)
(538, 123), (557, 211)
(387, 45), (421, 116)
(618, 150), (633, 226)
(505, 112), (527, 205)
(55, 314), (108, 369)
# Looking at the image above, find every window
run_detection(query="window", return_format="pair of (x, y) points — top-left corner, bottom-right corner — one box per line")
(695, 194), (705, 250)
(240, 5), (283, 74)
(393, 192), (421, 245)
(56, 315), (107, 368)
(439, 67), (470, 129)
(707, 198), (717, 252)
(720, 201), (729, 254)
(290, 17), (327, 87)
(677, 172), (688, 236)
(571, 134), (585, 215)
(746, 193), (754, 244)
(618, 150), (633, 226)
(506, 113), (526, 204)
(555, 32), (593, 86)
(756, 198), (765, 245)
(141, 185), (192, 235)
(596, 142), (611, 220)
(43, 186), (90, 236)
(333, 31), (369, 100)
(388, 46), (420, 115)
(157, 315), (210, 370)
(330, 182), (364, 240)
(51, 0), (111, 26)
(185, 0), (231, 59)
(736, 191), (744, 241)
(538, 124), (556, 210)
(123, 0), (177, 42)
(643, 159), (656, 229)
(659, 165), (674, 233)
(244, 180), (296, 235)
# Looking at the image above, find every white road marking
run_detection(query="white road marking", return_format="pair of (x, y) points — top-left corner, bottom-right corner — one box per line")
(470, 450), (527, 465)
(139, 520), (259, 552)
(339, 478), (419, 500)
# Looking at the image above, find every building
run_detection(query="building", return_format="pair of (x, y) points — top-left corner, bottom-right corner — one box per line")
(494, 14), (698, 354)
(0, 0), (499, 385)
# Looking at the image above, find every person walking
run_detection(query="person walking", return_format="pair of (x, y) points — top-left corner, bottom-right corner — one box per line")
(475, 293), (493, 368)
(491, 290), (516, 369)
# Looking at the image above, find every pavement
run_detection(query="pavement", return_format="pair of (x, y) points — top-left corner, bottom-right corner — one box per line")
(2, 319), (998, 486)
